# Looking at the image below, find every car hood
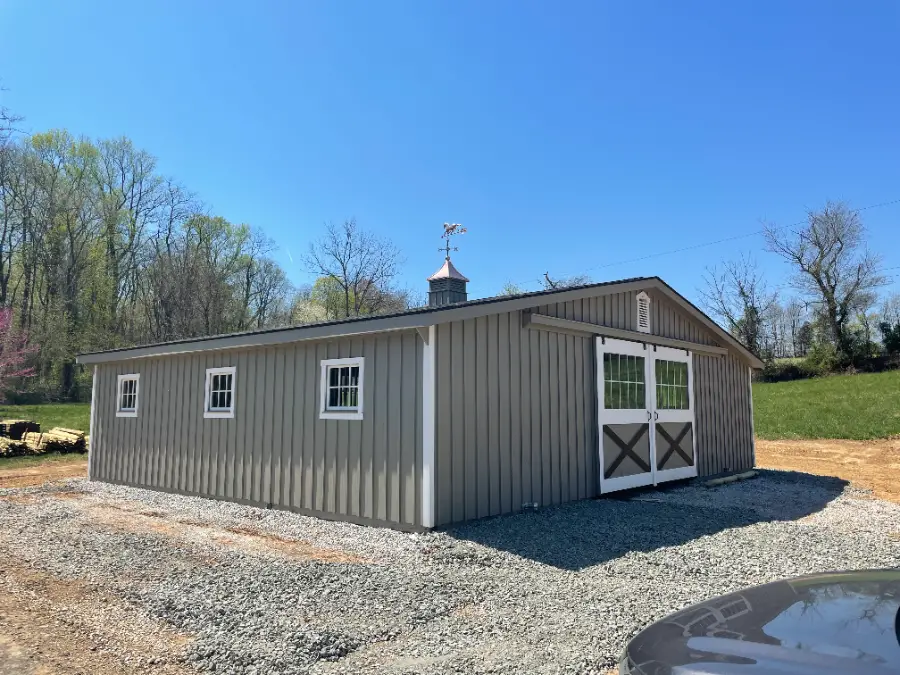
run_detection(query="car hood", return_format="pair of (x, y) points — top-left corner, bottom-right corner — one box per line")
(620, 569), (900, 675)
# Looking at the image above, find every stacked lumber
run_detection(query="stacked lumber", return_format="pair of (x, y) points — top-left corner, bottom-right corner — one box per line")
(23, 428), (86, 455)
(0, 437), (27, 457)
(0, 419), (40, 440)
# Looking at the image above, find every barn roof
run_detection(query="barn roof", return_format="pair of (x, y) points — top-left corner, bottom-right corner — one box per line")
(77, 276), (763, 368)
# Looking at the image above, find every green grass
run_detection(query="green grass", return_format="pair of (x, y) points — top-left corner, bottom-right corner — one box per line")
(0, 403), (90, 434)
(753, 369), (900, 440)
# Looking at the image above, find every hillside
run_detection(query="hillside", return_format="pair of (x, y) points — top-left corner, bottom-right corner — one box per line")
(753, 369), (900, 440)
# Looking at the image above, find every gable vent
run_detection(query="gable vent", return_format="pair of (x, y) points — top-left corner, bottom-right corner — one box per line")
(636, 291), (651, 334)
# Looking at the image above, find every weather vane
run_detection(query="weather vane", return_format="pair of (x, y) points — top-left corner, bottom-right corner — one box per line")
(440, 222), (466, 260)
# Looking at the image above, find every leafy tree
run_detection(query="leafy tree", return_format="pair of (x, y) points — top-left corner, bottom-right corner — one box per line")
(0, 112), (299, 399)
(0, 306), (35, 401)
(880, 322), (900, 355)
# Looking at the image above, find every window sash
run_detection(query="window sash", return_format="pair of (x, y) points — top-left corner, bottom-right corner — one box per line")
(325, 365), (360, 410)
(118, 377), (138, 412)
(206, 369), (235, 414)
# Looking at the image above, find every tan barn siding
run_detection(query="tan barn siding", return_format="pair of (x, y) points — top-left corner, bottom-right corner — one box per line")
(693, 353), (754, 476)
(433, 309), (598, 526)
(91, 330), (423, 529)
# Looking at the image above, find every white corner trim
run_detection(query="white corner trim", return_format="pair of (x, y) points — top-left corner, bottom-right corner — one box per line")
(748, 366), (756, 466)
(319, 357), (365, 421)
(115, 373), (140, 418)
(421, 324), (436, 528)
(88, 365), (97, 480)
(204, 366), (236, 419)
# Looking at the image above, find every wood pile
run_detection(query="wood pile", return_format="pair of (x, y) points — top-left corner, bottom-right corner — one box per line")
(0, 437), (27, 457)
(0, 419), (40, 440)
(22, 428), (87, 455)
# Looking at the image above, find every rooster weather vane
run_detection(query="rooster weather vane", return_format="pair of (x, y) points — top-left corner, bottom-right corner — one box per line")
(440, 222), (466, 259)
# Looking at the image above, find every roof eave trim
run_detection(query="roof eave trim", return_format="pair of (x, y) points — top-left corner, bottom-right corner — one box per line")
(76, 319), (430, 364)
(76, 278), (654, 364)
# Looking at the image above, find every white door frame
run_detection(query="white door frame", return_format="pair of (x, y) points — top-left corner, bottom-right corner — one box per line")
(597, 337), (654, 493)
(650, 344), (698, 483)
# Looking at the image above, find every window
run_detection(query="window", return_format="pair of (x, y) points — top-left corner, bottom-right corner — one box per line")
(204, 366), (236, 419)
(320, 357), (364, 420)
(636, 291), (651, 334)
(116, 374), (140, 417)
(603, 353), (646, 409)
(655, 359), (689, 410)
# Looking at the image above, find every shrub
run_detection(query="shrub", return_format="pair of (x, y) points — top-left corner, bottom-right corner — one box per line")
(802, 342), (840, 376)
(882, 322), (900, 355)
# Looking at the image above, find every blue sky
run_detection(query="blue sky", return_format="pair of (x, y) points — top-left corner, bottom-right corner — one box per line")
(1, 0), (899, 304)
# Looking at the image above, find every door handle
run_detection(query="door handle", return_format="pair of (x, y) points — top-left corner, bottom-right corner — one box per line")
(647, 411), (651, 421)
(654, 412), (659, 421)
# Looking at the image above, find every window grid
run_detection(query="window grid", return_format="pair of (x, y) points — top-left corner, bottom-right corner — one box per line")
(119, 378), (137, 411)
(208, 373), (234, 411)
(326, 365), (360, 410)
(603, 353), (646, 409)
(655, 359), (689, 410)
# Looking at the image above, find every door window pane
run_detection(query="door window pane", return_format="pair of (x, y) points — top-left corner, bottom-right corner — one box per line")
(603, 353), (645, 409)
(655, 360), (689, 410)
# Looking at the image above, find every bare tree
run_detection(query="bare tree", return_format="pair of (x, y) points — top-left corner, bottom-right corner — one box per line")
(764, 201), (886, 361)
(881, 293), (900, 331)
(700, 255), (777, 357)
(542, 272), (591, 290)
(303, 219), (404, 318)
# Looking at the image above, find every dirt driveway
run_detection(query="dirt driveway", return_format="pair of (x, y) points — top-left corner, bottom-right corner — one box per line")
(756, 437), (900, 503)
(0, 458), (86, 488)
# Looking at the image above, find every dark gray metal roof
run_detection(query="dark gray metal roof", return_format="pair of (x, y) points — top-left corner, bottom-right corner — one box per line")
(76, 276), (763, 368)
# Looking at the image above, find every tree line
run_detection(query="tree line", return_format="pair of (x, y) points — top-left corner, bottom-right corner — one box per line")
(700, 201), (900, 377)
(0, 100), (410, 401)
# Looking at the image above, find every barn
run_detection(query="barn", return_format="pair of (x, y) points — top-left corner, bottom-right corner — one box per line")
(77, 258), (763, 531)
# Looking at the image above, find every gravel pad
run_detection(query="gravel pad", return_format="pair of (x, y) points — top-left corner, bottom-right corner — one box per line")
(1, 470), (898, 674)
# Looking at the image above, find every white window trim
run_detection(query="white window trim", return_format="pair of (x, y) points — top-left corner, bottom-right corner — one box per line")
(204, 366), (236, 419)
(116, 374), (140, 418)
(319, 357), (365, 420)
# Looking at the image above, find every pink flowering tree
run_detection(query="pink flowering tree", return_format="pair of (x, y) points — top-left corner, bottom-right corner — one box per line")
(0, 308), (36, 401)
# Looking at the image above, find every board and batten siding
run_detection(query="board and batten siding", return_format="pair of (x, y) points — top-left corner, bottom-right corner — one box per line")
(693, 353), (755, 476)
(432, 289), (755, 527)
(433, 309), (597, 526)
(90, 330), (424, 529)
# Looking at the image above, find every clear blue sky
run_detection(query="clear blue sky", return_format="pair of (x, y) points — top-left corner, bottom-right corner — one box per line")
(2, 0), (899, 304)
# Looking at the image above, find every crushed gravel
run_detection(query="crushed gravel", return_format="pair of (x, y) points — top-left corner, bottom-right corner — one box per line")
(1, 469), (899, 674)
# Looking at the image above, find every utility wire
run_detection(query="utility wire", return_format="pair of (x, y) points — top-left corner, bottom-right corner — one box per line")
(509, 197), (900, 290)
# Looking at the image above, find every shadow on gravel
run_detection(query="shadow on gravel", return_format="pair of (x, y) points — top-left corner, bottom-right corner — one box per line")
(444, 470), (849, 571)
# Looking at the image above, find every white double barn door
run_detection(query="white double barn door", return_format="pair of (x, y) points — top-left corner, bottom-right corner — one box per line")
(597, 337), (697, 494)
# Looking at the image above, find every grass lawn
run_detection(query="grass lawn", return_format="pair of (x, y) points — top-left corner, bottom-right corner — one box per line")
(0, 403), (90, 434)
(753, 369), (900, 440)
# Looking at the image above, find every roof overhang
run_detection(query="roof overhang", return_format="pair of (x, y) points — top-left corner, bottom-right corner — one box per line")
(76, 277), (763, 368)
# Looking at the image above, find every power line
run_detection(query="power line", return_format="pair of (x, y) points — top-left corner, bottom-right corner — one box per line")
(509, 197), (900, 290)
